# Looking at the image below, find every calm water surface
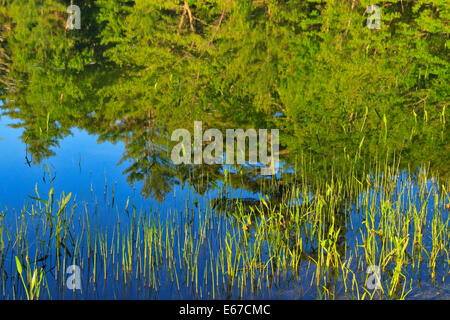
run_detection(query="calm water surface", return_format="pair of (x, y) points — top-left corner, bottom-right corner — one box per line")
(0, 1), (448, 299)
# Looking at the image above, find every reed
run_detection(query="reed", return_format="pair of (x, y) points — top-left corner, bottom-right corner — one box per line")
(0, 157), (449, 299)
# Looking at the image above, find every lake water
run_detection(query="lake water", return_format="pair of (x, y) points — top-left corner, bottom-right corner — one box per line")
(0, 2), (449, 300)
(1, 94), (449, 299)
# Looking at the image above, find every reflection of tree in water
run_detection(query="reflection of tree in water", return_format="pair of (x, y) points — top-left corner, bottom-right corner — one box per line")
(0, 13), (10, 91)
(0, 0), (448, 201)
(118, 127), (177, 202)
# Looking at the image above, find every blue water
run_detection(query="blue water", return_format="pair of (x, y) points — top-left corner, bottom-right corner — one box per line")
(1, 97), (449, 300)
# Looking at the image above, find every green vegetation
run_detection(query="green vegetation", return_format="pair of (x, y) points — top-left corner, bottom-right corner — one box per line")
(0, 0), (448, 299)
(1, 0), (448, 180)
(0, 158), (449, 299)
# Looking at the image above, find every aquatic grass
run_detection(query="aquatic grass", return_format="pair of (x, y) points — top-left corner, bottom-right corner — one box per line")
(15, 255), (46, 300)
(0, 158), (449, 299)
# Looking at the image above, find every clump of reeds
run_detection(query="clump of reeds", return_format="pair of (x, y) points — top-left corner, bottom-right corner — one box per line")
(0, 158), (449, 300)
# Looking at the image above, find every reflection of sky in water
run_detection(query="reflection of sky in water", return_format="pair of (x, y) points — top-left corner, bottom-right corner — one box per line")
(1, 98), (448, 299)
(0, 99), (164, 222)
(0, 99), (256, 225)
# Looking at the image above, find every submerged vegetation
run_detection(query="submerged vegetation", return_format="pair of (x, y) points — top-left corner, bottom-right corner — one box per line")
(0, 0), (449, 299)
